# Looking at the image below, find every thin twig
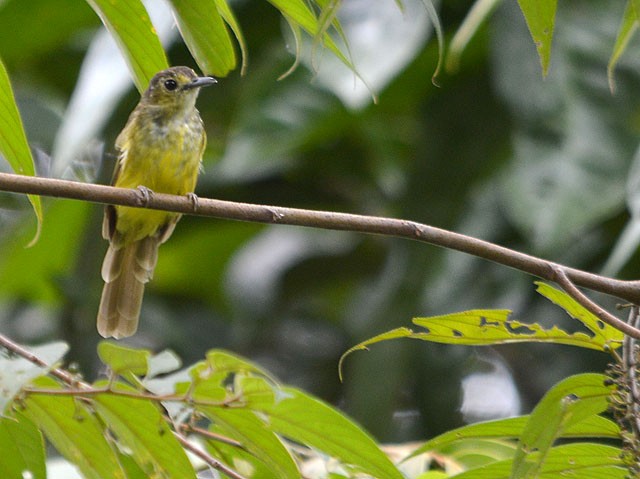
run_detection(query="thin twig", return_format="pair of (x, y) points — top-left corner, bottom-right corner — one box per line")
(1, 172), (640, 304)
(550, 266), (640, 339)
(179, 423), (245, 449)
(173, 431), (247, 479)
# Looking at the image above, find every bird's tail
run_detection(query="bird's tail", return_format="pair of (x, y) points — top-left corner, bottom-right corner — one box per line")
(97, 236), (159, 338)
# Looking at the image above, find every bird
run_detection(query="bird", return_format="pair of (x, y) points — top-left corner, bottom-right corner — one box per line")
(97, 66), (216, 338)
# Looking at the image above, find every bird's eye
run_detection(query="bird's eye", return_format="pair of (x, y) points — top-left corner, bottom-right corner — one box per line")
(164, 79), (178, 91)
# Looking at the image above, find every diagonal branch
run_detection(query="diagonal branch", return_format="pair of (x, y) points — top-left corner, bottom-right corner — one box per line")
(1, 172), (640, 328)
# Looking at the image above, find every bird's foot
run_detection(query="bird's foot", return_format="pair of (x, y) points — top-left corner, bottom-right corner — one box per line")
(136, 185), (154, 206)
(186, 192), (199, 212)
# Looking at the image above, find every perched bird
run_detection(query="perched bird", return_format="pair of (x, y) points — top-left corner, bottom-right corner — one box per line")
(97, 66), (216, 338)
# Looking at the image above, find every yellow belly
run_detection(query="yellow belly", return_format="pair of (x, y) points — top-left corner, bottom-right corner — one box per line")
(113, 119), (204, 241)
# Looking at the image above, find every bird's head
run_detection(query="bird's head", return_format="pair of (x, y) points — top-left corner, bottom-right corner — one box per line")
(142, 66), (217, 112)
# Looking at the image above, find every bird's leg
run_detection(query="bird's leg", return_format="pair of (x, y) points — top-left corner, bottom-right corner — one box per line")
(186, 192), (199, 212)
(136, 185), (154, 206)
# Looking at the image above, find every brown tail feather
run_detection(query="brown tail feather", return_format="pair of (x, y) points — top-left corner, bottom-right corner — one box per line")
(97, 237), (159, 338)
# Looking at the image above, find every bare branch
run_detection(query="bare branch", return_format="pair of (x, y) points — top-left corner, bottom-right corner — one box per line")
(1, 172), (640, 313)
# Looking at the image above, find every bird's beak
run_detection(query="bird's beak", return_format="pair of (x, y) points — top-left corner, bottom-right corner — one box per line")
(184, 76), (218, 90)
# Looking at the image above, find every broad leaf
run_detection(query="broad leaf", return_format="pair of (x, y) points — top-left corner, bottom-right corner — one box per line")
(0, 58), (42, 244)
(22, 377), (123, 479)
(511, 373), (613, 477)
(0, 415), (45, 479)
(93, 381), (196, 479)
(97, 341), (150, 376)
(258, 386), (404, 479)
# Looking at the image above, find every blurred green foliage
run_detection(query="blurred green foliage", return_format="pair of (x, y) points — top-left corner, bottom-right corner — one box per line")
(1, 0), (640, 446)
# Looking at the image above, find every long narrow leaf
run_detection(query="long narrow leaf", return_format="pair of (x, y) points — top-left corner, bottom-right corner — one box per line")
(167, 0), (236, 76)
(0, 59), (42, 244)
(516, 0), (558, 76)
(608, 0), (640, 93)
(85, 0), (168, 92)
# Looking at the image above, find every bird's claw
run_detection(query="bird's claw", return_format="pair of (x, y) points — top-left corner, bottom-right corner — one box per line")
(187, 192), (199, 212)
(136, 185), (153, 206)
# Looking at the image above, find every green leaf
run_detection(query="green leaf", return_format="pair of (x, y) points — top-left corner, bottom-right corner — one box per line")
(446, 0), (502, 73)
(0, 341), (68, 414)
(406, 414), (620, 461)
(339, 327), (413, 381)
(608, 0), (640, 93)
(93, 381), (196, 479)
(412, 309), (610, 351)
(191, 349), (276, 386)
(0, 58), (42, 244)
(0, 415), (46, 479)
(85, 0), (169, 92)
(450, 443), (626, 479)
(418, 0), (444, 85)
(258, 386), (404, 479)
(22, 377), (123, 479)
(214, 0), (248, 75)
(516, 0), (558, 76)
(199, 406), (300, 479)
(267, 0), (355, 72)
(166, 0), (236, 76)
(512, 373), (613, 477)
(97, 341), (150, 376)
(535, 282), (624, 351)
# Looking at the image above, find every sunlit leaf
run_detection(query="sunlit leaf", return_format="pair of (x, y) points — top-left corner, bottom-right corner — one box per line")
(22, 377), (123, 479)
(0, 58), (42, 244)
(198, 405), (300, 479)
(516, 0), (557, 76)
(0, 415), (45, 479)
(608, 0), (640, 93)
(97, 341), (150, 376)
(167, 0), (236, 76)
(450, 443), (626, 479)
(406, 414), (619, 461)
(93, 381), (196, 479)
(257, 387), (405, 479)
(412, 309), (609, 351)
(534, 282), (624, 350)
(85, 0), (169, 92)
(146, 349), (182, 380)
(511, 373), (612, 477)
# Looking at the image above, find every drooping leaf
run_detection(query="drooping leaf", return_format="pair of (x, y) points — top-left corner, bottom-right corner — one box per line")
(608, 0), (640, 93)
(446, 0), (502, 72)
(534, 282), (624, 350)
(22, 377), (123, 479)
(167, 0), (236, 76)
(0, 341), (68, 414)
(257, 386), (404, 479)
(85, 0), (169, 92)
(93, 381), (196, 479)
(516, 0), (558, 76)
(214, 0), (248, 75)
(0, 58), (42, 244)
(339, 327), (413, 381)
(511, 373), (613, 477)
(0, 415), (46, 479)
